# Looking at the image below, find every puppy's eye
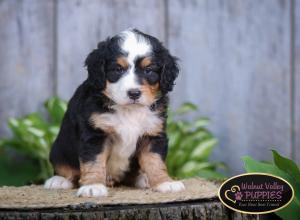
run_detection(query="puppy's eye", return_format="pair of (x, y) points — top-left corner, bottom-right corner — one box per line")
(115, 65), (124, 72)
(144, 67), (152, 74)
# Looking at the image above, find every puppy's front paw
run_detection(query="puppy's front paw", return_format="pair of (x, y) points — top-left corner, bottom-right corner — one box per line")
(77, 184), (108, 197)
(44, 176), (73, 189)
(154, 181), (185, 193)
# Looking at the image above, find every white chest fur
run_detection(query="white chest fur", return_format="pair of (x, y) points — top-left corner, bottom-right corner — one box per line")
(90, 105), (162, 181)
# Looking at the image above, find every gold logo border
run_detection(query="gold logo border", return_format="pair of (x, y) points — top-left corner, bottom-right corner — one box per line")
(218, 172), (295, 215)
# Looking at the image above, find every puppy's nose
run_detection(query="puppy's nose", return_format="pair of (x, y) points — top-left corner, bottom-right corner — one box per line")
(127, 89), (141, 100)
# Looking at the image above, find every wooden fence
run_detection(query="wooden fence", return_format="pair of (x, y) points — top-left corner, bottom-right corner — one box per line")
(0, 0), (299, 174)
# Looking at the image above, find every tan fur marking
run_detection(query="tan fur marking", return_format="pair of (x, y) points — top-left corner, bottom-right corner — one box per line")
(138, 144), (171, 187)
(140, 80), (160, 109)
(116, 56), (129, 69)
(90, 112), (115, 133)
(102, 81), (114, 106)
(79, 145), (110, 186)
(55, 165), (80, 182)
(140, 57), (152, 68)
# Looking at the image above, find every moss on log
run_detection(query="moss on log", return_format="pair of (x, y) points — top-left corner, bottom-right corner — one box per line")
(0, 178), (256, 220)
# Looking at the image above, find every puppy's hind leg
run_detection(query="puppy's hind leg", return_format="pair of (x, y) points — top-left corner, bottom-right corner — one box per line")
(44, 165), (79, 189)
(44, 176), (73, 189)
(134, 172), (150, 189)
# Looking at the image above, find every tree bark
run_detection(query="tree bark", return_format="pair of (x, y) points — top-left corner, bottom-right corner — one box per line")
(0, 199), (257, 220)
(0, 178), (257, 219)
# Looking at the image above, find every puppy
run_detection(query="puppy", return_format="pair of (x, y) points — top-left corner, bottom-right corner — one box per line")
(44, 29), (185, 197)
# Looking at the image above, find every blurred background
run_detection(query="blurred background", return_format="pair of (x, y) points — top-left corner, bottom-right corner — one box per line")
(0, 0), (299, 182)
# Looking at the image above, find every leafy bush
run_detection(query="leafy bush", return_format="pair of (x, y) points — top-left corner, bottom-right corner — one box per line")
(166, 103), (226, 180)
(0, 97), (66, 185)
(0, 98), (226, 186)
(243, 150), (300, 219)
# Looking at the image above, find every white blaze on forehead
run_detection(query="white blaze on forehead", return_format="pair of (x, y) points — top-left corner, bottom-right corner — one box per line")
(119, 30), (152, 64)
(105, 30), (152, 105)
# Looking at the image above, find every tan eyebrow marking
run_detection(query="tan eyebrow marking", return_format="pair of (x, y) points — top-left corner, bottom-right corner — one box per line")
(140, 57), (152, 68)
(116, 56), (129, 69)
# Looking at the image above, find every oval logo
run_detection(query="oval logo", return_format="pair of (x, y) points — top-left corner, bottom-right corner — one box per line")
(218, 173), (294, 214)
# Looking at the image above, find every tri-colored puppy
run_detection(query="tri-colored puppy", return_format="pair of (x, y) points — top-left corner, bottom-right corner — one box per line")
(44, 29), (185, 197)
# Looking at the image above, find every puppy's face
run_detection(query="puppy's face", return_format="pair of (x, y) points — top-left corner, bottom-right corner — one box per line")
(85, 29), (179, 106)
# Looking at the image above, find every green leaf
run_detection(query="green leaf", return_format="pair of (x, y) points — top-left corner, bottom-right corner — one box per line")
(45, 96), (67, 125)
(26, 113), (47, 129)
(243, 156), (300, 220)
(197, 169), (227, 180)
(8, 118), (22, 139)
(193, 117), (210, 129)
(166, 102), (225, 180)
(176, 121), (191, 133)
(0, 153), (40, 186)
(190, 138), (217, 161)
(180, 161), (214, 173)
(0, 96), (69, 185)
(175, 102), (198, 115)
(167, 130), (182, 156)
(272, 150), (300, 184)
(27, 127), (45, 137)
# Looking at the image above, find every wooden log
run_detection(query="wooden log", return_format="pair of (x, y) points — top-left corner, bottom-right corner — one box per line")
(0, 178), (256, 220)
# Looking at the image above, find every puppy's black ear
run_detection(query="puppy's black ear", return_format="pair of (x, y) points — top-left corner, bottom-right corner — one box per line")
(85, 40), (109, 90)
(160, 50), (179, 94)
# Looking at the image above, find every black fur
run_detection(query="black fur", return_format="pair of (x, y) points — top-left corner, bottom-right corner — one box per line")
(132, 29), (179, 93)
(49, 29), (179, 185)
